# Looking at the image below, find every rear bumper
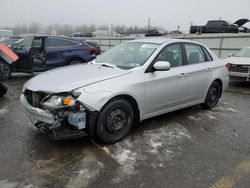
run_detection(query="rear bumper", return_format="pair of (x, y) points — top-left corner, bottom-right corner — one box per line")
(20, 94), (56, 124)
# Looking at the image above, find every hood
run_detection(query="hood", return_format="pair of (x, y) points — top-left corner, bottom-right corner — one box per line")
(234, 19), (250, 27)
(225, 57), (250, 65)
(25, 63), (131, 93)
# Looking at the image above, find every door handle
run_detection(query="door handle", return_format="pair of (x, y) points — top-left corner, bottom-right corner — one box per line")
(179, 73), (187, 78)
(206, 68), (213, 72)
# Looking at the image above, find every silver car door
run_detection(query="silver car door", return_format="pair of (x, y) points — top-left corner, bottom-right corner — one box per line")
(144, 43), (189, 118)
(183, 43), (214, 102)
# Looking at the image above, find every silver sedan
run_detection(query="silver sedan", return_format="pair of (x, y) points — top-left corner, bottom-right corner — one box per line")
(20, 38), (229, 143)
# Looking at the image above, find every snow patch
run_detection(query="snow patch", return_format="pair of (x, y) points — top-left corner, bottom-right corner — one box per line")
(227, 107), (239, 113)
(0, 180), (18, 188)
(214, 106), (239, 113)
(101, 121), (193, 183)
(103, 145), (137, 177)
(66, 156), (103, 188)
(208, 115), (216, 120)
(188, 115), (201, 121)
(0, 106), (8, 115)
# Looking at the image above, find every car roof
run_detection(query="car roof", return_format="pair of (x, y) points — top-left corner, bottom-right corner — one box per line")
(28, 35), (88, 44)
(131, 37), (202, 45)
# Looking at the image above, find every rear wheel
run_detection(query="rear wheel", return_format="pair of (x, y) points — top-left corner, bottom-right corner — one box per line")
(69, 59), (83, 65)
(0, 83), (7, 97)
(202, 81), (221, 109)
(96, 99), (134, 144)
(0, 60), (11, 81)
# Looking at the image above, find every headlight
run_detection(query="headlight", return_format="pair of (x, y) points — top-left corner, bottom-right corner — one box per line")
(63, 96), (76, 106)
(41, 94), (77, 109)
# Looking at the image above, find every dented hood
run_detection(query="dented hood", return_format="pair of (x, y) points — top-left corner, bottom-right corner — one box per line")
(24, 63), (131, 93)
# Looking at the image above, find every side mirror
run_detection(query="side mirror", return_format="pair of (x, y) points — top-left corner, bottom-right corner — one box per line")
(228, 52), (235, 57)
(153, 61), (171, 71)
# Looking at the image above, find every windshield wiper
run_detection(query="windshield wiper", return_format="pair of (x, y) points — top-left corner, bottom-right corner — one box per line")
(100, 63), (117, 68)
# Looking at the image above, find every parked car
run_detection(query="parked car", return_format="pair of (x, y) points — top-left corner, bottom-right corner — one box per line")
(0, 44), (19, 97)
(73, 38), (101, 55)
(0, 30), (13, 39)
(86, 41), (101, 55)
(145, 29), (163, 37)
(72, 32), (93, 37)
(20, 38), (229, 143)
(190, 20), (239, 34)
(225, 47), (250, 82)
(4, 35), (97, 75)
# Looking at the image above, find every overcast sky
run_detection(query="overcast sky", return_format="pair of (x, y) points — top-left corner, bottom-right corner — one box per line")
(0, 0), (250, 31)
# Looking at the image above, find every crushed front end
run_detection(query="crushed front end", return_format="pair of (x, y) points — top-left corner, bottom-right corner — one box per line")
(20, 89), (98, 140)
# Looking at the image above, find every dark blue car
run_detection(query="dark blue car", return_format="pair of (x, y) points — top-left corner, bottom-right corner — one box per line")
(8, 35), (97, 74)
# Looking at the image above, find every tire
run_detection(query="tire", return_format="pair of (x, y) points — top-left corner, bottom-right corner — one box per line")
(69, 59), (83, 65)
(0, 83), (7, 97)
(202, 81), (221, 109)
(0, 60), (11, 82)
(96, 99), (134, 144)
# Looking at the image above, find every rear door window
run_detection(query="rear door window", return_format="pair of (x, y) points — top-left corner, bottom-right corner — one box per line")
(46, 38), (79, 47)
(184, 44), (206, 65)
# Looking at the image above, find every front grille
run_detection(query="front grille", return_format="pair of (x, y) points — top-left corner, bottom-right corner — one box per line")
(24, 90), (45, 108)
(228, 64), (249, 73)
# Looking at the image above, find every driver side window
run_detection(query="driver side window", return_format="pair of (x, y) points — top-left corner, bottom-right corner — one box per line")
(155, 44), (182, 68)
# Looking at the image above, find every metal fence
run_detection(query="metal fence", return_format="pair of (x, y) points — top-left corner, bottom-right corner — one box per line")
(83, 33), (250, 58)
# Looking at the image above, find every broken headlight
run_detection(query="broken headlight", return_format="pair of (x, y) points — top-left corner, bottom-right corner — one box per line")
(41, 93), (80, 110)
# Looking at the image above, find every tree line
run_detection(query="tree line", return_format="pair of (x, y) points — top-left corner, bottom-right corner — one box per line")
(0, 22), (166, 36)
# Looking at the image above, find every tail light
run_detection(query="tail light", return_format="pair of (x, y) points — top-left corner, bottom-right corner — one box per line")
(86, 48), (96, 55)
(225, 63), (229, 69)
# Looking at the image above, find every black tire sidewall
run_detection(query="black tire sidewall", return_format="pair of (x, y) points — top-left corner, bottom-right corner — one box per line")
(0, 83), (7, 97)
(203, 82), (221, 109)
(69, 59), (83, 65)
(96, 99), (134, 144)
(0, 60), (11, 81)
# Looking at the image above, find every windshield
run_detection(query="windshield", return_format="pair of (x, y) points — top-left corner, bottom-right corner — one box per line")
(95, 42), (160, 69)
(234, 48), (250, 57)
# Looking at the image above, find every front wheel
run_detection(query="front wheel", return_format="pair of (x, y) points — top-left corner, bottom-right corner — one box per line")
(202, 81), (221, 109)
(96, 99), (134, 144)
(0, 60), (11, 81)
(0, 83), (7, 97)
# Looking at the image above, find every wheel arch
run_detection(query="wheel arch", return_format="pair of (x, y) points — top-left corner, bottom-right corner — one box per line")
(67, 56), (85, 65)
(100, 94), (141, 124)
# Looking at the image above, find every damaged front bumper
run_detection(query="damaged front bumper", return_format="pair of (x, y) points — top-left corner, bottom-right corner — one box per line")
(20, 94), (98, 140)
(20, 94), (56, 124)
